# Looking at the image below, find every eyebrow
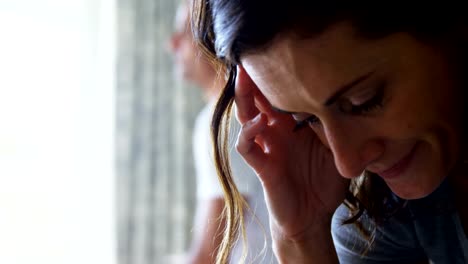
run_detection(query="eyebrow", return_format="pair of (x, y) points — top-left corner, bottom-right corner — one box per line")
(271, 71), (375, 114)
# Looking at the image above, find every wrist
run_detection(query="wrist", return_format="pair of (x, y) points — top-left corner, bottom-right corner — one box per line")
(271, 219), (338, 264)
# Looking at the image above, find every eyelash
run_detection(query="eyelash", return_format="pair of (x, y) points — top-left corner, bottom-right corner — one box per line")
(348, 86), (384, 115)
(293, 115), (320, 131)
(293, 86), (385, 131)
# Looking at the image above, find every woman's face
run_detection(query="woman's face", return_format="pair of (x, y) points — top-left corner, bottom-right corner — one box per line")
(169, 5), (215, 89)
(241, 23), (464, 199)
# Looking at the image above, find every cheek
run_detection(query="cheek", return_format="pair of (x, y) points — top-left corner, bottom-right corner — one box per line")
(375, 84), (432, 140)
(180, 43), (197, 59)
(386, 54), (462, 138)
(384, 83), (461, 144)
(383, 92), (461, 173)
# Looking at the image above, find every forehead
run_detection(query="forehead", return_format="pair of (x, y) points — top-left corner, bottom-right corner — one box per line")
(241, 23), (386, 111)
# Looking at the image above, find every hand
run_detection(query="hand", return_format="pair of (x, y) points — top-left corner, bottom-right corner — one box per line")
(235, 66), (349, 242)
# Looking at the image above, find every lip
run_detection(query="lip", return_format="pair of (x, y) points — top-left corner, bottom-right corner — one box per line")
(374, 145), (417, 179)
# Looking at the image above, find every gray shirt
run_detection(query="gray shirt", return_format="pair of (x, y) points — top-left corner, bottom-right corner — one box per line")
(332, 180), (468, 263)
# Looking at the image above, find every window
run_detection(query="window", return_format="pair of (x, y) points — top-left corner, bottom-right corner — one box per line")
(0, 1), (115, 263)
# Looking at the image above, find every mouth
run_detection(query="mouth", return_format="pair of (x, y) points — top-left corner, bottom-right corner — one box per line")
(373, 144), (417, 180)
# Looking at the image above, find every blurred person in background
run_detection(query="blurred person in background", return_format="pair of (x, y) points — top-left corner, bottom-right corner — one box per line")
(167, 2), (276, 263)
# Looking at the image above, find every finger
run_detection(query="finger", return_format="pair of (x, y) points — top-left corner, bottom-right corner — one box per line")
(236, 113), (268, 170)
(253, 89), (296, 127)
(236, 113), (267, 154)
(234, 65), (260, 124)
(254, 136), (266, 152)
(254, 90), (276, 117)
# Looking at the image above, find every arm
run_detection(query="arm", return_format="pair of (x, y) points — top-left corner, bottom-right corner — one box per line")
(188, 197), (226, 264)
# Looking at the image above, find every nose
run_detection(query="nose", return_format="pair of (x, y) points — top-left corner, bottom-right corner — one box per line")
(167, 33), (181, 53)
(321, 121), (384, 178)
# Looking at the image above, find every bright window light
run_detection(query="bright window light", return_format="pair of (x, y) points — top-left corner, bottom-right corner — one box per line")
(0, 1), (115, 263)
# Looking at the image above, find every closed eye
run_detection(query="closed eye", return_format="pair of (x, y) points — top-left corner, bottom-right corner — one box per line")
(346, 85), (384, 115)
(293, 85), (384, 132)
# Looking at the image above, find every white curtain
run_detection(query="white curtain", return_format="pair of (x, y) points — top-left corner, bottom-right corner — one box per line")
(116, 0), (204, 263)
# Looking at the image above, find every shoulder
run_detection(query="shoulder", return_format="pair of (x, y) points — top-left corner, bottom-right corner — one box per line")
(332, 204), (426, 264)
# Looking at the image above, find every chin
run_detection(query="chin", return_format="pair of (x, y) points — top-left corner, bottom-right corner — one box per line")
(385, 171), (447, 200)
(386, 140), (454, 200)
